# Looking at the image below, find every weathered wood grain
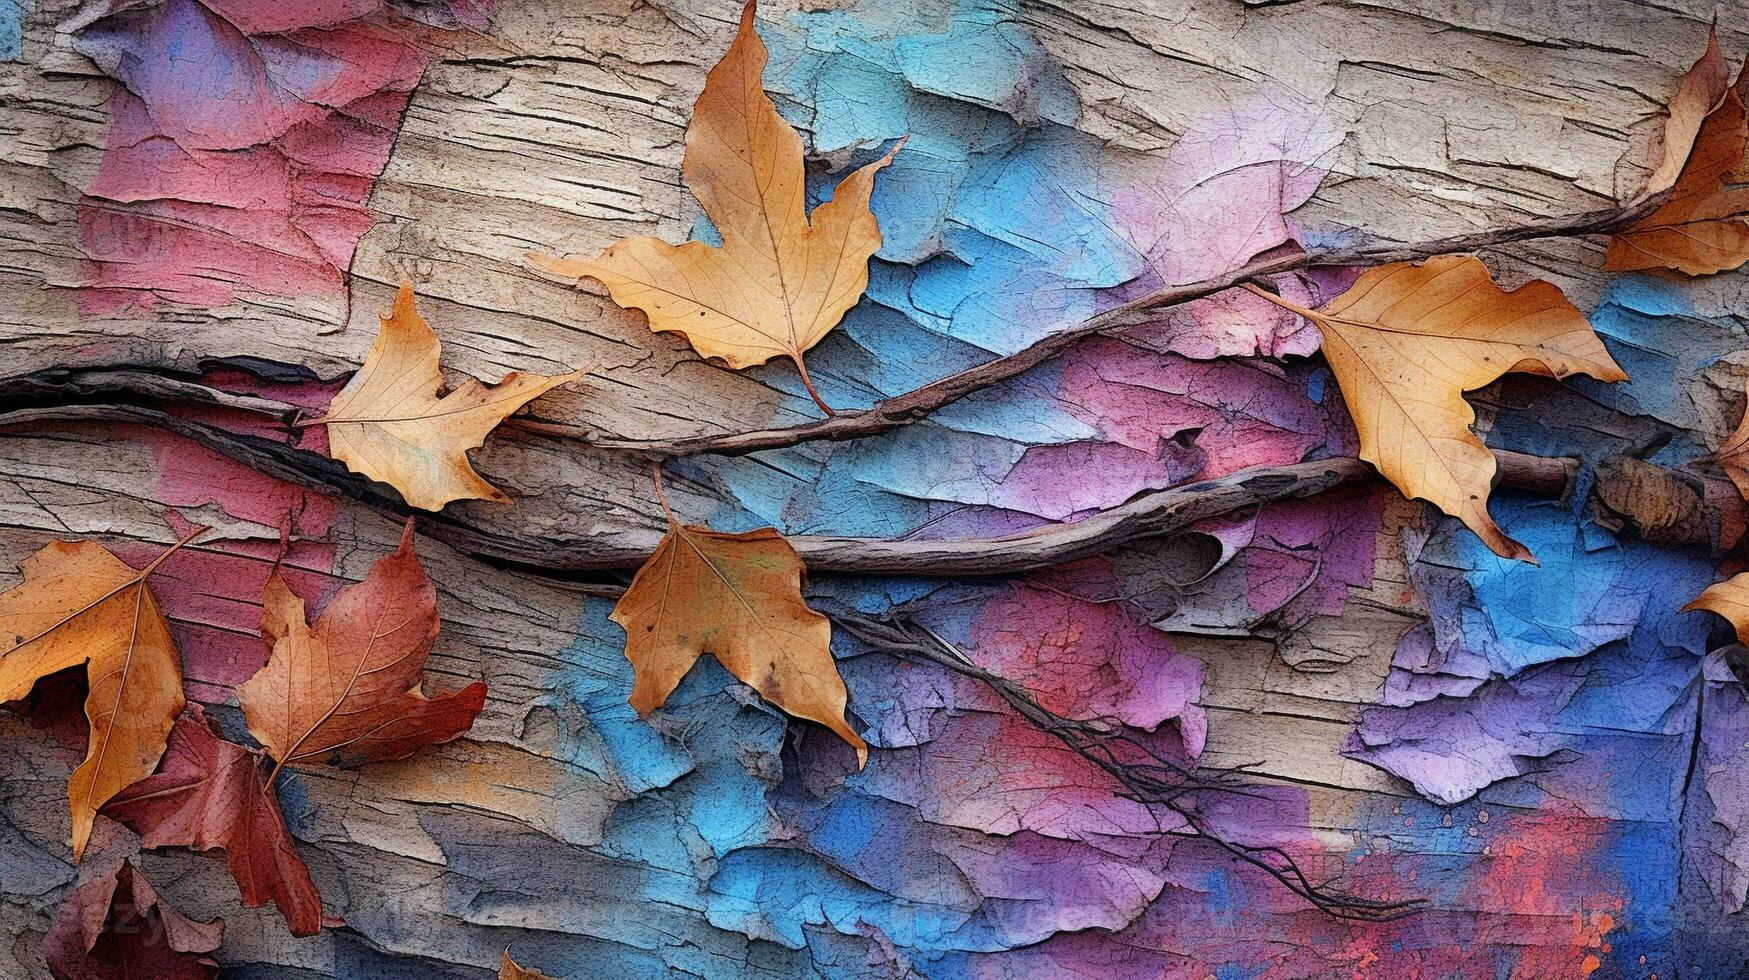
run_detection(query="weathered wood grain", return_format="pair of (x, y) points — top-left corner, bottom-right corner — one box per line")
(2, 0), (1746, 976)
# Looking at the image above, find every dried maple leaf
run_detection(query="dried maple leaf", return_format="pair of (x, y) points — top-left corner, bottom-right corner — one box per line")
(312, 282), (582, 511)
(1608, 35), (1749, 275)
(238, 520), (487, 781)
(501, 950), (558, 979)
(104, 704), (322, 937)
(0, 530), (199, 860)
(1688, 572), (1749, 643)
(1246, 256), (1627, 561)
(612, 517), (865, 765)
(44, 859), (222, 980)
(526, 0), (902, 410)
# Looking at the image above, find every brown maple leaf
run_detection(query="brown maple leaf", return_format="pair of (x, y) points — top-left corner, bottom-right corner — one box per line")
(1246, 256), (1627, 561)
(1608, 33), (1749, 275)
(0, 529), (200, 859)
(312, 282), (582, 511)
(612, 511), (864, 765)
(104, 704), (323, 937)
(43, 859), (222, 980)
(526, 0), (902, 413)
(238, 520), (486, 783)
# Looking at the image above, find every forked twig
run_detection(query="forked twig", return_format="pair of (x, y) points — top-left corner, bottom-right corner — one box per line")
(831, 609), (1426, 921)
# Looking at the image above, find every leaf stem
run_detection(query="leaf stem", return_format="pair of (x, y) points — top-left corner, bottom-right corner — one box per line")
(266, 755), (288, 794)
(793, 357), (836, 417)
(142, 524), (209, 580)
(1239, 281), (1322, 320)
(651, 463), (678, 525)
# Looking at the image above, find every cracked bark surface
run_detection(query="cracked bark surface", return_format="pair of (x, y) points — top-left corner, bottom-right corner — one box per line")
(3, 0), (1749, 977)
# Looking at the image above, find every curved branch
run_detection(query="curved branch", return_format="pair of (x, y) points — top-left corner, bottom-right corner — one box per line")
(0, 395), (1588, 576)
(523, 252), (1302, 457)
(531, 198), (1660, 460)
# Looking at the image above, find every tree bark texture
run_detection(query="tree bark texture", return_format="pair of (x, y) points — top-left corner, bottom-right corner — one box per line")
(2, 0), (1749, 977)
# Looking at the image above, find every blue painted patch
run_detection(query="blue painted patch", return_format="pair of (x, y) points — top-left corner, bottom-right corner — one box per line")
(1582, 277), (1738, 438)
(705, 847), (972, 952)
(549, 601), (697, 793)
(0, 1), (22, 62)
(1428, 494), (1711, 678)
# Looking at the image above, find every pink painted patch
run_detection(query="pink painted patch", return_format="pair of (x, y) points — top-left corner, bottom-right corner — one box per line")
(967, 800), (1626, 978)
(981, 438), (1204, 522)
(125, 369), (350, 700)
(851, 584), (1205, 842)
(1239, 488), (1384, 618)
(70, 0), (485, 312)
(968, 584), (1206, 754)
(841, 577), (1209, 844)
(1103, 91), (1342, 362)
(1115, 92), (1342, 288)
(1123, 268), (1334, 361)
(142, 369), (346, 535)
(860, 706), (1193, 841)
(147, 427), (337, 538)
(1056, 337), (1343, 479)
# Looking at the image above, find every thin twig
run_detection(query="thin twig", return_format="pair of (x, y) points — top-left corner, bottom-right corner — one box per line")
(0, 365), (1721, 574)
(830, 610), (1425, 921)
